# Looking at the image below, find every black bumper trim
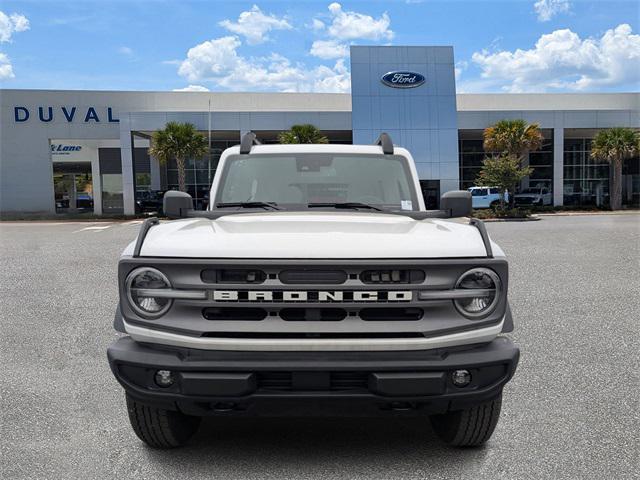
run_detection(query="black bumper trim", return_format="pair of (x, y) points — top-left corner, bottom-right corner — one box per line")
(108, 336), (519, 416)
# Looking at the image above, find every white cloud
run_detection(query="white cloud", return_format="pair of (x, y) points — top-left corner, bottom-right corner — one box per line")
(533, 0), (570, 22)
(0, 52), (14, 79)
(471, 24), (640, 92)
(310, 39), (348, 59)
(178, 36), (243, 82)
(325, 3), (393, 41)
(311, 58), (351, 93)
(308, 3), (393, 59)
(311, 19), (325, 31)
(118, 46), (133, 56)
(0, 11), (30, 43)
(173, 85), (210, 92)
(177, 35), (350, 92)
(219, 5), (291, 45)
(454, 60), (468, 81)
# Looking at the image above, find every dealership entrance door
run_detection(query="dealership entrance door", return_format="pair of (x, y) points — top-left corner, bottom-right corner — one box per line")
(52, 162), (94, 214)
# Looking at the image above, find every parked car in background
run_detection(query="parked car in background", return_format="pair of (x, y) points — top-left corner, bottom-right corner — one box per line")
(514, 187), (552, 206)
(76, 193), (94, 209)
(135, 190), (167, 214)
(468, 186), (507, 209)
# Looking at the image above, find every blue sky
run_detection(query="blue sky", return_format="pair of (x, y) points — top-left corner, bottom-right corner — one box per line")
(0, 0), (638, 93)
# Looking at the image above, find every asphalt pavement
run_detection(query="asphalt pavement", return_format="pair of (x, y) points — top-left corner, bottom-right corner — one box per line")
(1, 215), (639, 479)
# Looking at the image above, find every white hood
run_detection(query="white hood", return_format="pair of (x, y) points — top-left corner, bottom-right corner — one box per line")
(128, 212), (491, 259)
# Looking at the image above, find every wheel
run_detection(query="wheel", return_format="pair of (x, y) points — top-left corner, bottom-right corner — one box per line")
(126, 394), (201, 448)
(430, 394), (502, 447)
(490, 201), (500, 209)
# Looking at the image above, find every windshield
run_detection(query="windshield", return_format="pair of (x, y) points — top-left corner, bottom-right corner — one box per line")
(214, 153), (419, 211)
(520, 188), (539, 194)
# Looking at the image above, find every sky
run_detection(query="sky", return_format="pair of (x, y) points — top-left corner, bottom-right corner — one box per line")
(0, 0), (638, 93)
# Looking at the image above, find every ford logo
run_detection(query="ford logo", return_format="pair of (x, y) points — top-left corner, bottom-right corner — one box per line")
(381, 71), (425, 88)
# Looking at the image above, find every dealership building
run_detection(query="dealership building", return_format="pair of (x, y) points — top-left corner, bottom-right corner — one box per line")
(1, 45), (638, 216)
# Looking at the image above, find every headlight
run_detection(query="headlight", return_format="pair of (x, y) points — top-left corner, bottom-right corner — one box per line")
(454, 268), (501, 319)
(125, 267), (172, 318)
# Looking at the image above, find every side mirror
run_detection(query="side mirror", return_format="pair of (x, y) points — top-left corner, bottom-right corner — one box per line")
(163, 191), (193, 219)
(441, 190), (472, 218)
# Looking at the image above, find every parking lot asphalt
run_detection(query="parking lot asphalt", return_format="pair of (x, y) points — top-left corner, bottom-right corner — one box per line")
(1, 215), (639, 480)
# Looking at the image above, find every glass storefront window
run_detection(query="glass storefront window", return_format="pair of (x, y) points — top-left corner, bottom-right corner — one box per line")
(136, 173), (151, 191)
(102, 174), (124, 213)
(563, 138), (610, 207)
(52, 161), (94, 214)
(458, 133), (553, 192)
(164, 140), (237, 209)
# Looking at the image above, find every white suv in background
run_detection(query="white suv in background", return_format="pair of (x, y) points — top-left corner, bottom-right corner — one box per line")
(468, 187), (507, 209)
(514, 187), (552, 206)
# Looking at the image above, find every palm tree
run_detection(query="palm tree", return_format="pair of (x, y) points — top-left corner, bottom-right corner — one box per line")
(483, 119), (544, 160)
(482, 119), (544, 207)
(278, 124), (329, 144)
(590, 127), (640, 210)
(148, 122), (208, 193)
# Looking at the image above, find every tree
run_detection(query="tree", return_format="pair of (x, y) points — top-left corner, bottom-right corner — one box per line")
(476, 156), (533, 209)
(148, 122), (208, 193)
(483, 119), (544, 159)
(278, 124), (329, 144)
(590, 127), (640, 210)
(482, 119), (543, 207)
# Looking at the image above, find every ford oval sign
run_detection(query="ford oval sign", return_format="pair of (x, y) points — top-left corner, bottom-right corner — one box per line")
(381, 71), (425, 88)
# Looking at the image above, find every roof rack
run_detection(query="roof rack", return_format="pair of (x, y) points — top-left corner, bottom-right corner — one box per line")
(133, 217), (159, 257)
(374, 133), (394, 155)
(240, 131), (261, 154)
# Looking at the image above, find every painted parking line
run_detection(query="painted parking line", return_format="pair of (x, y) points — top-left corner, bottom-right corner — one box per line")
(72, 225), (113, 233)
(123, 220), (144, 226)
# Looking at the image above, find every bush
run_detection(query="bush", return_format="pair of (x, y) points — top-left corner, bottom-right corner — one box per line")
(472, 207), (531, 219)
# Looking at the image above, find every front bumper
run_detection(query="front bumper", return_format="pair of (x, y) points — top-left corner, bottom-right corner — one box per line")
(108, 336), (519, 416)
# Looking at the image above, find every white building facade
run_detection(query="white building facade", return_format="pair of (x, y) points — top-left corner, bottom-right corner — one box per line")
(1, 46), (638, 215)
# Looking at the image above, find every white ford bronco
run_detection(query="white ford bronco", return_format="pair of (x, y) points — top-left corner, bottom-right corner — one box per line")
(108, 133), (519, 448)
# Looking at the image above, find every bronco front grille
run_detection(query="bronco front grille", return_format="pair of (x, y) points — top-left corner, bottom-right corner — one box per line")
(199, 265), (429, 322)
(120, 257), (508, 346)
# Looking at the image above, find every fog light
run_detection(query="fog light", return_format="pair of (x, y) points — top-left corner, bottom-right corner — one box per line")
(451, 369), (471, 387)
(154, 369), (175, 387)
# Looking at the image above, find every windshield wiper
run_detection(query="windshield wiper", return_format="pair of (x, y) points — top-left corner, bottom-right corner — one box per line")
(216, 202), (280, 210)
(307, 202), (385, 212)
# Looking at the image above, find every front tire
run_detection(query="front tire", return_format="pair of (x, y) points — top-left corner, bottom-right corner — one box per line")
(126, 394), (201, 448)
(430, 394), (502, 447)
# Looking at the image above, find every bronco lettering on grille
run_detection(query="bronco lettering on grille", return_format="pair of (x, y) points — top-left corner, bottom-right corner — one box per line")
(211, 290), (413, 302)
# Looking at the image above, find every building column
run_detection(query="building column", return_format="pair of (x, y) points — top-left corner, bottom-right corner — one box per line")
(553, 127), (564, 206)
(119, 116), (136, 215)
(91, 149), (102, 215)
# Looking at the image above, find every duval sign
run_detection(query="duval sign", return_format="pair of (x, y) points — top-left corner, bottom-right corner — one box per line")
(381, 71), (426, 88)
(14, 106), (119, 123)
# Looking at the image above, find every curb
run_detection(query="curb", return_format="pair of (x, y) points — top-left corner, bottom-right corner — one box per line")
(536, 211), (640, 217)
(479, 216), (541, 222)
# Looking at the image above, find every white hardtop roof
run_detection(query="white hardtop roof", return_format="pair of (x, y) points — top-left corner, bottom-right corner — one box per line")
(225, 144), (411, 156)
